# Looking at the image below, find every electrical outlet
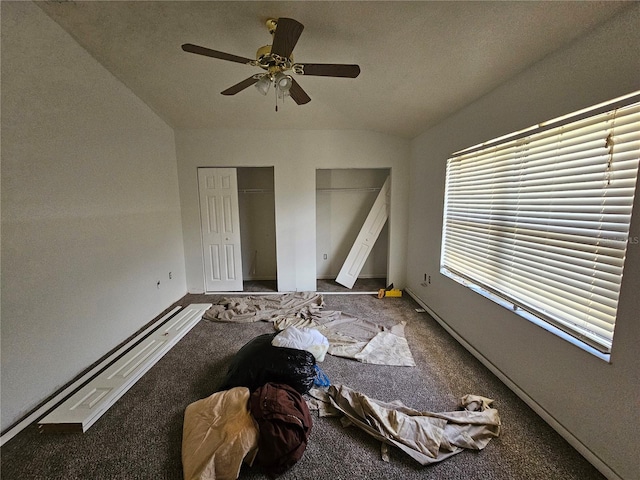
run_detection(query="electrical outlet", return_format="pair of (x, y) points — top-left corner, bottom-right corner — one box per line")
(156, 280), (161, 289)
(169, 271), (172, 280)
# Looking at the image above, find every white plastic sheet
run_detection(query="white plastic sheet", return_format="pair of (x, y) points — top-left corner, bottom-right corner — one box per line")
(272, 326), (330, 362)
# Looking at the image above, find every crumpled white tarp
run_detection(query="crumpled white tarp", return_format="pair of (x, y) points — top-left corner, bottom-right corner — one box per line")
(204, 293), (415, 367)
(272, 326), (330, 362)
(274, 307), (416, 367)
(203, 292), (324, 323)
(353, 323), (415, 367)
(307, 385), (501, 465)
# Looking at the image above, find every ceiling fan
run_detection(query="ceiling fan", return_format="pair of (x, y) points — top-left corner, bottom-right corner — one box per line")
(181, 17), (360, 106)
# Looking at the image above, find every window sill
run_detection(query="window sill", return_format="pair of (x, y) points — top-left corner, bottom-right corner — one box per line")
(440, 268), (612, 363)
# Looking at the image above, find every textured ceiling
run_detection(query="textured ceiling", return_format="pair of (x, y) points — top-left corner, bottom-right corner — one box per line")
(37, 1), (631, 139)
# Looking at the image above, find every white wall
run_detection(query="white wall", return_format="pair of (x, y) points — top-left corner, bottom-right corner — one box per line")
(406, 6), (640, 480)
(0, 2), (187, 431)
(175, 130), (409, 293)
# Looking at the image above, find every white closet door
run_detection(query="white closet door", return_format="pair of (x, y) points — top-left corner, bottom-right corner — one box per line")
(38, 304), (212, 433)
(336, 176), (390, 288)
(198, 168), (243, 291)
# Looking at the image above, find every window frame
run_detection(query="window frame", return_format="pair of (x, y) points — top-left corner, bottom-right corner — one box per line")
(440, 91), (640, 361)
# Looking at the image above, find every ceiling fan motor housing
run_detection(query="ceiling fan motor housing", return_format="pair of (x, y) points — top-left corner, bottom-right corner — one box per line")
(255, 45), (293, 73)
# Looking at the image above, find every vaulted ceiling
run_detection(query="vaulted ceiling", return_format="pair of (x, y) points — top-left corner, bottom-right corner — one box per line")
(37, 1), (631, 139)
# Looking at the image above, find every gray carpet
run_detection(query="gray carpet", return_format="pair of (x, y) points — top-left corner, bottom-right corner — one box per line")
(0, 290), (605, 479)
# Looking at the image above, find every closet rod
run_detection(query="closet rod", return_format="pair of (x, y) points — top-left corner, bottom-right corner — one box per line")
(316, 187), (382, 193)
(238, 189), (274, 194)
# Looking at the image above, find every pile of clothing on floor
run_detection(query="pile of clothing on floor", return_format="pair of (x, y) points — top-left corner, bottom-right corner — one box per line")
(182, 382), (312, 480)
(182, 330), (323, 480)
(182, 295), (502, 480)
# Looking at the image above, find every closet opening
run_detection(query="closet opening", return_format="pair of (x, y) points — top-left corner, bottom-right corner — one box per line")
(316, 168), (389, 292)
(238, 167), (278, 292)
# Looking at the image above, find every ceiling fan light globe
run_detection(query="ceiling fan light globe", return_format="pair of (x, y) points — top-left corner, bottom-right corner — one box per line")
(275, 72), (293, 92)
(254, 76), (271, 95)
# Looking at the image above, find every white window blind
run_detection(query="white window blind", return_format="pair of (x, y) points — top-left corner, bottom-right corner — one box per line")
(441, 92), (640, 354)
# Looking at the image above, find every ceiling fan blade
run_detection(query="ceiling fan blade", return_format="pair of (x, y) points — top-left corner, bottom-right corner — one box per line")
(221, 76), (259, 95)
(270, 18), (304, 59)
(294, 63), (361, 78)
(182, 43), (254, 65)
(288, 78), (311, 105)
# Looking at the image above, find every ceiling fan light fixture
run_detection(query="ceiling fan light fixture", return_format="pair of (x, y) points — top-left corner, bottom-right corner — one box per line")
(254, 75), (271, 95)
(274, 72), (293, 92)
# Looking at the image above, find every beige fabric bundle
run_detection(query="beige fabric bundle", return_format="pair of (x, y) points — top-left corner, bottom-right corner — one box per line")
(182, 387), (258, 480)
(323, 384), (501, 465)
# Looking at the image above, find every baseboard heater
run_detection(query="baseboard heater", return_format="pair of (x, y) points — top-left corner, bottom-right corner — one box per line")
(38, 303), (211, 433)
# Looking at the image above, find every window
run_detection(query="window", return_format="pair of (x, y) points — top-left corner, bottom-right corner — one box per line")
(440, 92), (640, 358)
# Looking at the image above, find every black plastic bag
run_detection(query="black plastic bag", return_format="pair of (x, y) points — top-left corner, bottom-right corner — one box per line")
(219, 333), (317, 394)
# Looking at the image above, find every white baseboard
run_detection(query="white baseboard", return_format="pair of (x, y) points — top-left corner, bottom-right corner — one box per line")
(316, 274), (387, 280)
(318, 291), (379, 295)
(405, 287), (621, 480)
